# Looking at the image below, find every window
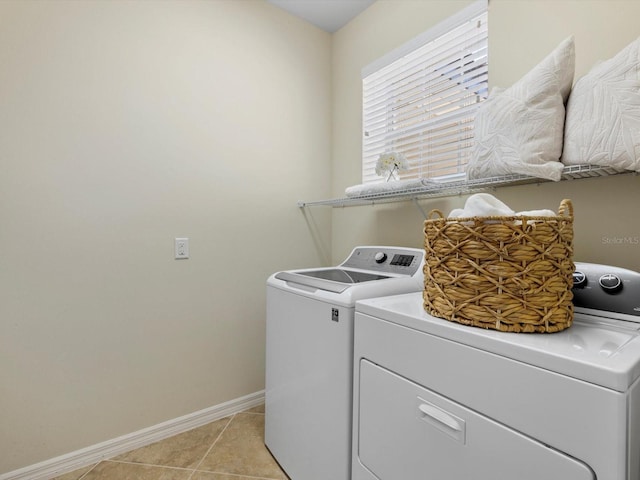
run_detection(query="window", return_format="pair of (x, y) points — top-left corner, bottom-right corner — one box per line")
(362, 0), (488, 184)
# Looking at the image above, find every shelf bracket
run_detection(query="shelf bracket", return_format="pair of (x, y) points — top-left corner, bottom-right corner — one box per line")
(412, 198), (429, 220)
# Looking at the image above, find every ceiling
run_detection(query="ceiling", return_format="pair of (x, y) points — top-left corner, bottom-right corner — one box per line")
(266, 0), (376, 33)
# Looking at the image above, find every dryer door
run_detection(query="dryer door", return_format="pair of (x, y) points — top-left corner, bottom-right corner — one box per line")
(356, 360), (595, 480)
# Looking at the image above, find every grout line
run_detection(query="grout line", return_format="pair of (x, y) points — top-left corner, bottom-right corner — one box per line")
(191, 471), (284, 480)
(74, 462), (99, 480)
(100, 459), (194, 472)
(186, 414), (235, 480)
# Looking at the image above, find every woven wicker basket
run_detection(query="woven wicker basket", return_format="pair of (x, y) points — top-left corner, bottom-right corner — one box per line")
(423, 199), (574, 333)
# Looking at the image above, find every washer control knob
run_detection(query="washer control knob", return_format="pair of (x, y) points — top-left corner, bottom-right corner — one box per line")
(374, 252), (387, 264)
(599, 273), (622, 293)
(572, 271), (587, 288)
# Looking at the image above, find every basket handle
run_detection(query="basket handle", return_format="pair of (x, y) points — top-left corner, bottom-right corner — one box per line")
(428, 209), (445, 219)
(558, 199), (573, 218)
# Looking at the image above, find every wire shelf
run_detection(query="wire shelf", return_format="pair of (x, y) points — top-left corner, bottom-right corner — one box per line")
(298, 164), (635, 208)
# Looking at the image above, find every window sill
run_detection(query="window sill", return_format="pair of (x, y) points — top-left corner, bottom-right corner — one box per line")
(298, 164), (635, 209)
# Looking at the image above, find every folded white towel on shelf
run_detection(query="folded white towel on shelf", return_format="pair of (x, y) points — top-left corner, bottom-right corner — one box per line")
(344, 178), (433, 198)
(448, 194), (556, 218)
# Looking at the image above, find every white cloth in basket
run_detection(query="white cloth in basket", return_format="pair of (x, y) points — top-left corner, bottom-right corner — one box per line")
(448, 193), (556, 218)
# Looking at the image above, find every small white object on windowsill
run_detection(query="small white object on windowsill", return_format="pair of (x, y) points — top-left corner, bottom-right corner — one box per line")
(375, 151), (408, 181)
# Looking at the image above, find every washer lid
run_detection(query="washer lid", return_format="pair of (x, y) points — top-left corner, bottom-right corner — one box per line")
(356, 292), (640, 391)
(275, 269), (391, 293)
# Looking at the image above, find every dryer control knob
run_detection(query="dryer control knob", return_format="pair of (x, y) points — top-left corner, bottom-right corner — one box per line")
(573, 271), (587, 288)
(374, 252), (387, 264)
(599, 273), (622, 293)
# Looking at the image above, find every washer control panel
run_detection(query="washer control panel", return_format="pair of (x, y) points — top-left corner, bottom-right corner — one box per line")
(341, 246), (424, 276)
(573, 262), (640, 318)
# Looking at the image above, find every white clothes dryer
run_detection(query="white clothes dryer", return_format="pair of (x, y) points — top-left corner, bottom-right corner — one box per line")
(352, 262), (640, 480)
(265, 246), (425, 480)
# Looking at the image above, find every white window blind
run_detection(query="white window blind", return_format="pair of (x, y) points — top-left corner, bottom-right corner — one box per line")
(362, 0), (488, 184)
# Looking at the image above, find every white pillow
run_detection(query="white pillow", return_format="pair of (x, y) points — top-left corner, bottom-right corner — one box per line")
(562, 37), (640, 171)
(467, 36), (575, 181)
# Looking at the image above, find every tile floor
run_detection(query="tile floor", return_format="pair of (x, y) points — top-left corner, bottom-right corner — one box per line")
(52, 404), (289, 480)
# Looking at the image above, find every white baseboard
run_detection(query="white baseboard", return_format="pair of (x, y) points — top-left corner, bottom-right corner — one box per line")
(0, 390), (265, 480)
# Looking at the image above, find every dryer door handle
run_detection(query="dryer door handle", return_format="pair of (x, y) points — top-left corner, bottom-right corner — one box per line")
(418, 402), (463, 432)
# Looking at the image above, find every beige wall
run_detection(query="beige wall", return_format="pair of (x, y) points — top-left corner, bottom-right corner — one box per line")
(0, 0), (331, 473)
(331, 0), (640, 269)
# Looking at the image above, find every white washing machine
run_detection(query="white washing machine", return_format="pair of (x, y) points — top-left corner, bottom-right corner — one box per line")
(352, 262), (640, 480)
(265, 246), (425, 480)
